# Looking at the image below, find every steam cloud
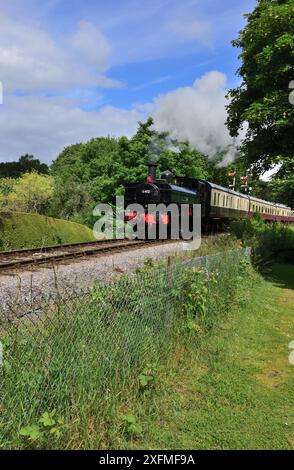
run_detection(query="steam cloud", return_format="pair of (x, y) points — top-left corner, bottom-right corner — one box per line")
(152, 71), (244, 166)
(148, 134), (181, 163)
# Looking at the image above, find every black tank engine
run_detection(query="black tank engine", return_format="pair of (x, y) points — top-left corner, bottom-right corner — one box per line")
(124, 163), (202, 235)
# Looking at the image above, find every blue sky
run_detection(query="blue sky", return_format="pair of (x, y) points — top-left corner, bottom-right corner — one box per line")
(0, 0), (256, 163)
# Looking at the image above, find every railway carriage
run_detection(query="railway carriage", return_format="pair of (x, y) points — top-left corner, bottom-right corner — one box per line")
(204, 181), (294, 224)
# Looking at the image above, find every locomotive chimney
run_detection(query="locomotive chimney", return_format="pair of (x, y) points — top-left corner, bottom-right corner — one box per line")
(147, 162), (157, 184)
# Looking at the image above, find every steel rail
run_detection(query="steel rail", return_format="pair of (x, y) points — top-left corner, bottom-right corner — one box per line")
(0, 239), (172, 271)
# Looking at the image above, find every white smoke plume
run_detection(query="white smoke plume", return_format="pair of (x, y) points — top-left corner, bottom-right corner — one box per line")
(148, 133), (181, 163)
(152, 71), (244, 166)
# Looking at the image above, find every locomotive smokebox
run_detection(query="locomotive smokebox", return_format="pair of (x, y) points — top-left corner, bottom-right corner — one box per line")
(147, 162), (158, 184)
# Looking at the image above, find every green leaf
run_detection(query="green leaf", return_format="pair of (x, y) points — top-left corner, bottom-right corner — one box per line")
(49, 427), (61, 438)
(122, 414), (136, 424)
(19, 424), (42, 440)
(138, 373), (153, 387)
(39, 411), (56, 427)
(129, 423), (143, 435)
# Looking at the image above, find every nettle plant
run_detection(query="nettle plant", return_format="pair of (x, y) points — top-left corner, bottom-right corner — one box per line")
(121, 414), (143, 436)
(175, 267), (210, 332)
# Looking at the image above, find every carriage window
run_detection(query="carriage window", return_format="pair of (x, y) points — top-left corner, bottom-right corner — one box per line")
(213, 193), (217, 205)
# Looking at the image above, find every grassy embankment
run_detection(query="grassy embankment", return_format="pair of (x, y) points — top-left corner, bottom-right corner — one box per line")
(0, 211), (96, 250)
(119, 263), (294, 450)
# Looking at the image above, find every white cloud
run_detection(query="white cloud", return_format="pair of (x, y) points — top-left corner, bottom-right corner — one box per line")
(152, 71), (244, 163)
(0, 71), (246, 166)
(71, 21), (112, 71)
(0, 12), (120, 92)
(0, 96), (144, 163)
(169, 18), (211, 44)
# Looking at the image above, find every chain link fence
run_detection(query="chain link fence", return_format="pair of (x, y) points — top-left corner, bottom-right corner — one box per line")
(0, 247), (251, 448)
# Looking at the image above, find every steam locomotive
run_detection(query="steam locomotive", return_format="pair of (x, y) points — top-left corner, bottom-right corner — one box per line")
(124, 163), (294, 235)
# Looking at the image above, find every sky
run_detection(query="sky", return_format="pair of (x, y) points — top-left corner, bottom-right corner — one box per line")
(0, 0), (257, 165)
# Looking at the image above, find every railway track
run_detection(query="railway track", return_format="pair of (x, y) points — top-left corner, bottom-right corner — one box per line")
(0, 239), (171, 271)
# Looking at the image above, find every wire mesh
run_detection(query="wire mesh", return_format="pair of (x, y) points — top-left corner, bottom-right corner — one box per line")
(0, 247), (251, 447)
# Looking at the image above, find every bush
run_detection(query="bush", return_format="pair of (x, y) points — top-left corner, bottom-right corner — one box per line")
(231, 217), (294, 264)
(0, 172), (54, 214)
(255, 224), (294, 263)
(230, 214), (264, 243)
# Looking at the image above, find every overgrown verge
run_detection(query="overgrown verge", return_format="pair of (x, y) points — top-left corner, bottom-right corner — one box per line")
(120, 263), (294, 450)
(231, 217), (294, 265)
(0, 248), (252, 449)
(0, 211), (96, 250)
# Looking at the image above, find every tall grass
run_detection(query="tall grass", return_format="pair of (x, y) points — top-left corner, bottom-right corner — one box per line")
(0, 248), (251, 449)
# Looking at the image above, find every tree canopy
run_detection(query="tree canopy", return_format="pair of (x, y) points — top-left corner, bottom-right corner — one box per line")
(0, 172), (54, 214)
(50, 118), (210, 222)
(226, 0), (294, 175)
(0, 155), (49, 178)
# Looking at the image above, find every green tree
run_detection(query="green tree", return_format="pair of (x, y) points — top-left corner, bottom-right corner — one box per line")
(49, 118), (210, 224)
(268, 157), (294, 207)
(0, 172), (54, 214)
(0, 178), (15, 196)
(48, 177), (93, 221)
(226, 0), (294, 174)
(0, 155), (49, 178)
(120, 118), (209, 182)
